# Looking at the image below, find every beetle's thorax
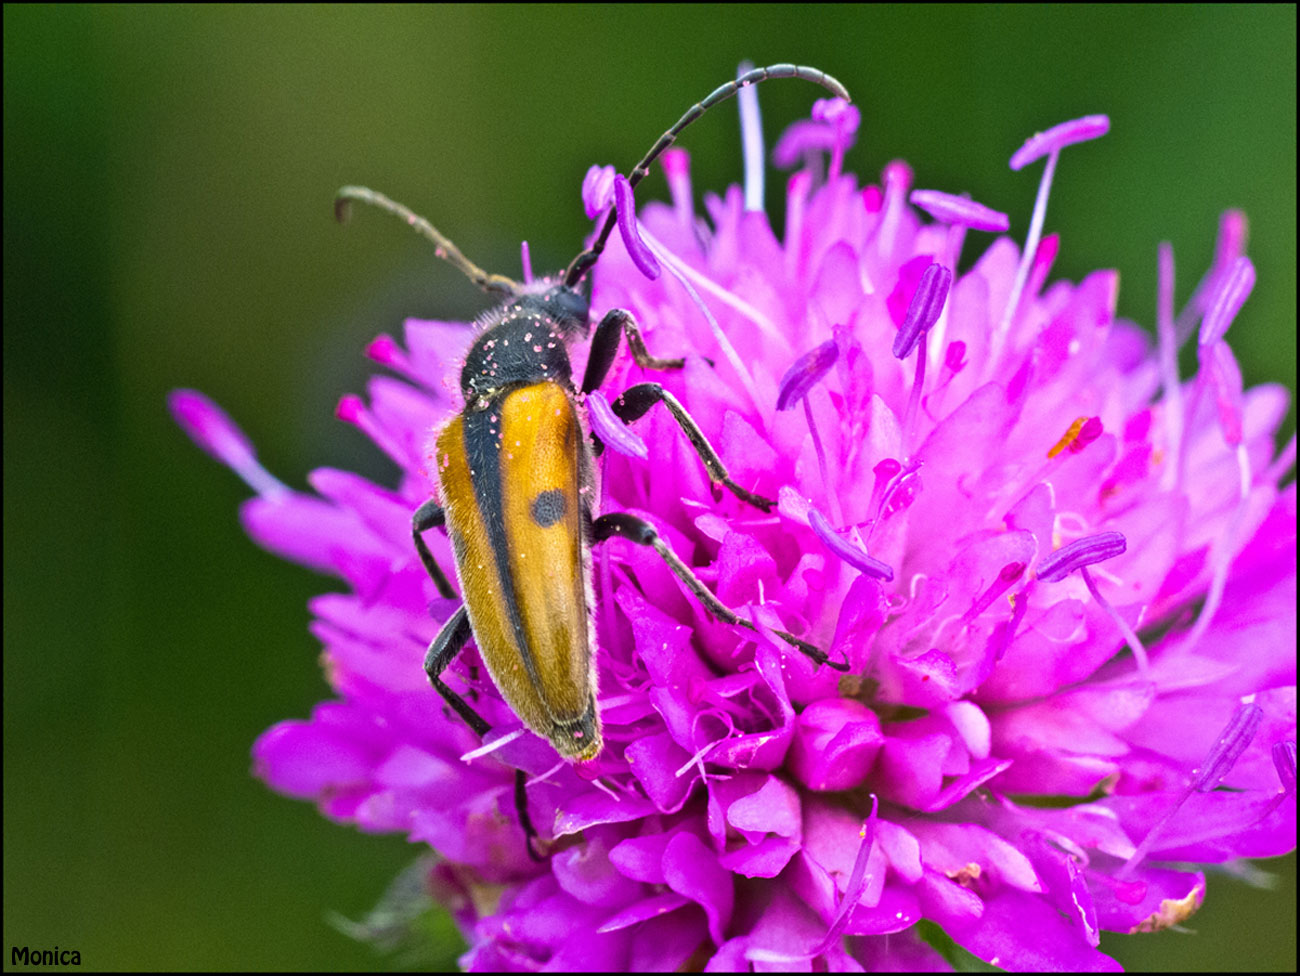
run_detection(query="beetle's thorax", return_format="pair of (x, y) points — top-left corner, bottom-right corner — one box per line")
(460, 286), (590, 401)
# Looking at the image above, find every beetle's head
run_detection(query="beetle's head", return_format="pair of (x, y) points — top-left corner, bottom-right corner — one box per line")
(460, 282), (590, 398)
(517, 281), (590, 339)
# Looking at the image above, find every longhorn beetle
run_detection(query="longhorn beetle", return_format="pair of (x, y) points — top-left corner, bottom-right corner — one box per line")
(336, 64), (851, 854)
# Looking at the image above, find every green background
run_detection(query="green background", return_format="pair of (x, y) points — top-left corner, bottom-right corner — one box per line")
(5, 5), (1294, 971)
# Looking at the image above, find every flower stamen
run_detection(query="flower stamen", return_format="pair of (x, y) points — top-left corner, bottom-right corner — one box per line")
(1199, 256), (1255, 347)
(614, 175), (661, 280)
(812, 795), (879, 957)
(1038, 531), (1149, 671)
(909, 189), (1010, 233)
(895, 262), (953, 458)
(638, 221), (782, 338)
(777, 339), (841, 519)
(586, 389), (648, 459)
(582, 164), (616, 220)
(1175, 209), (1248, 345)
(810, 507), (894, 581)
(994, 114), (1110, 373)
(637, 226), (763, 412)
(737, 61), (766, 213)
(1118, 703), (1263, 879)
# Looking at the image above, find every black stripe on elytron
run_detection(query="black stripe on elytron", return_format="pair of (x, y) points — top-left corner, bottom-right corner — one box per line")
(461, 394), (542, 694)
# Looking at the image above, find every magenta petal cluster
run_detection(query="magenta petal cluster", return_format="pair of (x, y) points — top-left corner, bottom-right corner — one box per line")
(173, 97), (1296, 971)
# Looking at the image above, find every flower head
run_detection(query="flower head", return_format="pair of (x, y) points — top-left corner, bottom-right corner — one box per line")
(174, 85), (1296, 970)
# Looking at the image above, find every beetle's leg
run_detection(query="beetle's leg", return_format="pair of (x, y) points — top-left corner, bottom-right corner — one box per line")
(592, 512), (848, 672)
(423, 605), (489, 735)
(413, 500), (456, 599)
(514, 768), (542, 862)
(423, 605), (544, 861)
(582, 308), (685, 394)
(609, 383), (774, 512)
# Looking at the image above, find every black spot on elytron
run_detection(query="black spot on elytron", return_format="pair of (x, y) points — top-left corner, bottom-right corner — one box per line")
(530, 489), (567, 528)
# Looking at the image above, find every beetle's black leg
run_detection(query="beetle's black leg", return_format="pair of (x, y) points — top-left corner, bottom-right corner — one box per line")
(413, 500), (456, 599)
(513, 768), (543, 862)
(423, 605), (489, 736)
(609, 383), (774, 512)
(581, 308), (684, 394)
(592, 512), (848, 672)
(423, 605), (544, 861)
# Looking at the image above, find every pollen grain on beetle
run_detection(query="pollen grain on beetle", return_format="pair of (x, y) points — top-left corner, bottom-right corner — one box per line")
(174, 78), (1295, 971)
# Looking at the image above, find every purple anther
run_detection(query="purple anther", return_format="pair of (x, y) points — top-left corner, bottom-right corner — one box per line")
(1036, 531), (1127, 583)
(1199, 255), (1256, 347)
(582, 164), (616, 219)
(1070, 416), (1104, 454)
(910, 189), (1010, 233)
(613, 174), (661, 280)
(585, 389), (648, 459)
(1194, 703), (1263, 791)
(809, 508), (894, 580)
(893, 263), (952, 359)
(1010, 115), (1110, 171)
(776, 339), (839, 410)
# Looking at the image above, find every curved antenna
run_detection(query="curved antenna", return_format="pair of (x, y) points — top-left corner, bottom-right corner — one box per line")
(335, 185), (520, 298)
(562, 63), (850, 288)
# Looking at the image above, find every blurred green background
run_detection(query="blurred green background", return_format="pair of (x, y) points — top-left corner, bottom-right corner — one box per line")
(5, 5), (1294, 971)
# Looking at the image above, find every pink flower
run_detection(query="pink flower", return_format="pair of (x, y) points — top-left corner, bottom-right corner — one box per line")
(173, 90), (1295, 970)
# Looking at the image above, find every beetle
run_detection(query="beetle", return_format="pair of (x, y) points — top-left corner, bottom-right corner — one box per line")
(335, 64), (851, 849)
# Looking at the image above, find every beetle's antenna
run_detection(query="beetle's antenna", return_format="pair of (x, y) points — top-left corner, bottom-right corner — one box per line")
(563, 63), (850, 288)
(336, 185), (520, 298)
